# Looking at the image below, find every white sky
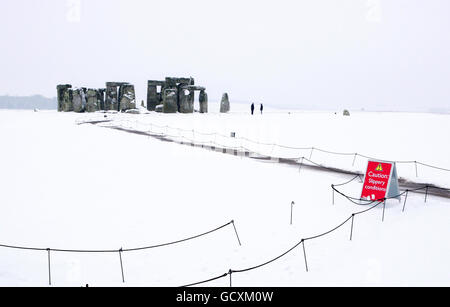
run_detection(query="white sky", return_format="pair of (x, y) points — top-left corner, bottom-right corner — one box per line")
(1, 0), (449, 111)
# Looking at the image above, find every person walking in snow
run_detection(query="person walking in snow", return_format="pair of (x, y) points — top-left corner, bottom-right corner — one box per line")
(251, 103), (255, 115)
(260, 104), (264, 115)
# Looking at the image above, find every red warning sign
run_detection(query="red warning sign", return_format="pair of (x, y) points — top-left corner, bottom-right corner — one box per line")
(361, 161), (393, 201)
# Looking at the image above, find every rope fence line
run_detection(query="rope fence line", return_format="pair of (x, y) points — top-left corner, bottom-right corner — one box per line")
(181, 174), (450, 287)
(80, 116), (450, 177)
(181, 272), (230, 288)
(0, 220), (240, 286)
(92, 118), (450, 199)
(332, 179), (450, 207)
(181, 199), (388, 287)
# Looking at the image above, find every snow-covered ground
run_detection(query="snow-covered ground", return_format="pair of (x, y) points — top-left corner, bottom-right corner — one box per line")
(0, 106), (449, 287)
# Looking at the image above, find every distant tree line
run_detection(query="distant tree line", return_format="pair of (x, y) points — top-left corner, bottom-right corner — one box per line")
(0, 95), (57, 110)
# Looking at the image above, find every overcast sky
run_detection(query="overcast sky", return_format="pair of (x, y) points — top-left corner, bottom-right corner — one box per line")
(1, 0), (449, 111)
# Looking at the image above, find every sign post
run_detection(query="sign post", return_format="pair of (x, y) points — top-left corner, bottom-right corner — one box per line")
(361, 160), (400, 202)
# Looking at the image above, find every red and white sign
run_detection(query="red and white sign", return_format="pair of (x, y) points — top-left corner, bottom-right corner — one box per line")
(361, 161), (394, 201)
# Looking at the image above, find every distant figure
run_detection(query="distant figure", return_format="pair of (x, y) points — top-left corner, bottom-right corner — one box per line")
(251, 103), (255, 115)
(260, 104), (264, 114)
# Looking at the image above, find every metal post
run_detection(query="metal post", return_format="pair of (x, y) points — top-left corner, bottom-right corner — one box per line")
(332, 185), (335, 205)
(290, 202), (295, 225)
(299, 157), (304, 174)
(47, 248), (52, 286)
(302, 240), (309, 272)
(350, 214), (355, 241)
(415, 162), (418, 178)
(229, 270), (233, 287)
(232, 221), (242, 246)
(119, 249), (125, 283)
(382, 200), (386, 222)
(402, 191), (409, 213)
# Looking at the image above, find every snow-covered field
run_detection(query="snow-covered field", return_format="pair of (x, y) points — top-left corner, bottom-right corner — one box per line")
(0, 106), (449, 287)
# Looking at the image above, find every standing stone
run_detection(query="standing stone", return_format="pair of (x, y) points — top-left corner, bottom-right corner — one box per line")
(147, 81), (166, 111)
(179, 88), (194, 113)
(199, 90), (208, 113)
(220, 93), (230, 113)
(163, 89), (178, 113)
(105, 85), (118, 111)
(72, 89), (85, 113)
(57, 84), (72, 112)
(147, 84), (158, 111)
(119, 84), (136, 111)
(189, 90), (195, 113)
(62, 89), (74, 112)
(86, 89), (99, 113)
(81, 89), (87, 111)
(97, 89), (106, 111)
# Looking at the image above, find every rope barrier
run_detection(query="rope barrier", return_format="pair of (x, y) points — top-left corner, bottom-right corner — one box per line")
(181, 272), (229, 288)
(78, 115), (450, 174)
(124, 221), (237, 252)
(418, 161), (450, 172)
(184, 199), (388, 286)
(314, 148), (356, 156)
(0, 220), (240, 286)
(332, 181), (449, 207)
(303, 216), (354, 241)
(0, 221), (235, 254)
(87, 116), (450, 175)
(230, 240), (305, 274)
(332, 175), (361, 187)
(184, 175), (450, 287)
(94, 118), (450, 202)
